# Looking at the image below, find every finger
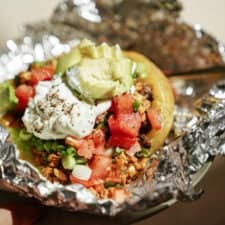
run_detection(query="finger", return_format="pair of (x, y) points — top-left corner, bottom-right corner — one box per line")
(0, 208), (13, 225)
(0, 203), (42, 225)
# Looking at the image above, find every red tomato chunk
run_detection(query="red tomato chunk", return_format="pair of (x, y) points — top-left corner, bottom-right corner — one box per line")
(15, 84), (35, 110)
(108, 113), (141, 138)
(77, 139), (94, 160)
(108, 135), (137, 149)
(29, 66), (55, 86)
(91, 129), (105, 155)
(112, 93), (134, 115)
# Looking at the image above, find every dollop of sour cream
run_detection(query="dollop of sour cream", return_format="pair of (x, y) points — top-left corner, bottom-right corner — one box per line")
(22, 78), (111, 140)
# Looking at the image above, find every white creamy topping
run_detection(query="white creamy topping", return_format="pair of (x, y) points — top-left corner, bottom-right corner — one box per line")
(22, 78), (111, 140)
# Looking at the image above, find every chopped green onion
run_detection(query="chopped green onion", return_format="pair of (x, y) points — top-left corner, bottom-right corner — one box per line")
(61, 147), (76, 157)
(75, 158), (87, 165)
(19, 129), (32, 141)
(131, 62), (137, 78)
(43, 142), (53, 152)
(104, 181), (118, 188)
(113, 147), (124, 157)
(56, 145), (66, 152)
(133, 100), (140, 112)
(62, 154), (76, 170)
(51, 142), (59, 151)
(135, 148), (151, 158)
(32, 139), (43, 151)
(67, 147), (76, 156)
(104, 181), (122, 188)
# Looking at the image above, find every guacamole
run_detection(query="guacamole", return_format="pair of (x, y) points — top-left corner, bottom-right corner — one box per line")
(56, 39), (134, 100)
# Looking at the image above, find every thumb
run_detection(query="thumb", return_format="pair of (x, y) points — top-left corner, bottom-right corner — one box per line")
(0, 202), (42, 225)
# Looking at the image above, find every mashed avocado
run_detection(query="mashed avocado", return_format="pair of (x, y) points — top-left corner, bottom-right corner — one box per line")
(56, 40), (134, 100)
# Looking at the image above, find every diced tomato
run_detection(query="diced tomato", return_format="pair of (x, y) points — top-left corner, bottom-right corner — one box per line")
(109, 188), (129, 203)
(66, 130), (106, 159)
(92, 145), (105, 155)
(70, 174), (95, 187)
(77, 139), (94, 159)
(91, 129), (105, 155)
(108, 113), (141, 138)
(15, 84), (35, 110)
(147, 108), (161, 131)
(112, 93), (133, 115)
(108, 135), (137, 149)
(90, 155), (112, 179)
(29, 66), (55, 86)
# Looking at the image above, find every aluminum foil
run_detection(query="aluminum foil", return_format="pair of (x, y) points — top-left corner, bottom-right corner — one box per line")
(0, 74), (225, 215)
(51, 0), (225, 75)
(0, 0), (225, 217)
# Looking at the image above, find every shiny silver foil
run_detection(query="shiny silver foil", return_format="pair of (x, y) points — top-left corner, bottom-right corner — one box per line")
(51, 0), (225, 75)
(0, 0), (225, 217)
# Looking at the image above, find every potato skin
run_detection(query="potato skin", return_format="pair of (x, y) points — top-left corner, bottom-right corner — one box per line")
(125, 51), (175, 153)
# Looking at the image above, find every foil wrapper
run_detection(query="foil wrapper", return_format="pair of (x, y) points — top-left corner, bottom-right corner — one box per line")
(0, 78), (225, 216)
(0, 0), (225, 217)
(51, 0), (225, 75)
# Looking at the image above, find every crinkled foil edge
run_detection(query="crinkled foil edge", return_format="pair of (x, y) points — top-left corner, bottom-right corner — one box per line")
(0, 1), (225, 216)
(0, 33), (224, 215)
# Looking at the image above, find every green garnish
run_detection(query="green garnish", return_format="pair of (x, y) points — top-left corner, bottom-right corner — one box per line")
(9, 128), (67, 154)
(112, 147), (124, 157)
(9, 127), (89, 171)
(104, 181), (118, 188)
(135, 148), (151, 158)
(61, 146), (77, 157)
(131, 62), (138, 78)
(19, 129), (32, 141)
(0, 81), (18, 114)
(32, 139), (61, 154)
(9, 128), (31, 152)
(62, 154), (76, 170)
(133, 100), (140, 112)
(75, 158), (88, 165)
(61, 146), (87, 169)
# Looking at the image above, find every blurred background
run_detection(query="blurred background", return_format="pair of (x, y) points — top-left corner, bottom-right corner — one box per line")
(0, 0), (225, 225)
(0, 0), (225, 47)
